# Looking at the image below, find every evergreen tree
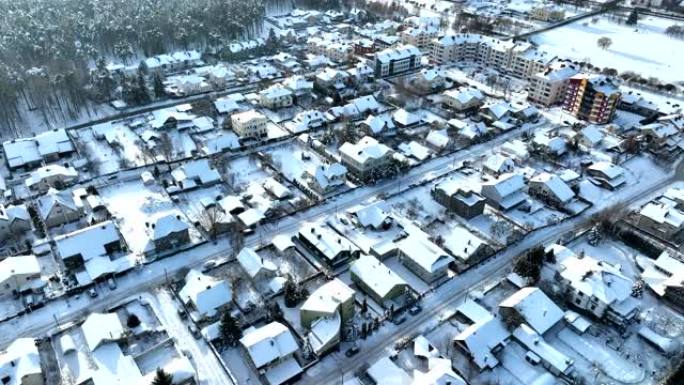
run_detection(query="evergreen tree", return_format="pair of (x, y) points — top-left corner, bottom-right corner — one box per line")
(219, 311), (241, 347)
(284, 277), (299, 308)
(626, 9), (638, 26)
(134, 68), (151, 105)
(153, 72), (166, 99)
(514, 246), (545, 284)
(151, 368), (174, 385)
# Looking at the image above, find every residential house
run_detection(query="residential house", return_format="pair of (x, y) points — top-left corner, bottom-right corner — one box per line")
(240, 322), (302, 385)
(237, 247), (277, 282)
(442, 87), (485, 113)
(298, 223), (360, 267)
(350, 254), (408, 306)
(306, 163), (348, 194)
(25, 165), (78, 194)
(479, 101), (513, 124)
(0, 255), (43, 297)
(637, 192), (684, 242)
(480, 173), (528, 211)
(36, 189), (84, 228)
(499, 287), (564, 335)
(282, 75), (314, 97)
(314, 67), (351, 96)
(231, 110), (268, 139)
(179, 269), (233, 319)
(397, 234), (454, 283)
(54, 221), (126, 282)
(147, 214), (190, 253)
(0, 338), (44, 385)
(482, 154), (514, 176)
(641, 251), (684, 311)
(529, 172), (576, 207)
(2, 129), (75, 171)
(259, 86), (294, 109)
(411, 68), (445, 92)
(442, 226), (491, 268)
(170, 159), (221, 192)
(553, 246), (639, 327)
(300, 280), (355, 356)
(586, 161), (627, 190)
(433, 181), (486, 219)
(512, 324), (575, 378)
(339, 136), (393, 181)
(392, 109), (423, 128)
(532, 130), (568, 157)
(0, 204), (31, 240)
(367, 357), (412, 385)
(361, 114), (395, 135)
(287, 110), (327, 133)
(348, 201), (393, 231)
(453, 300), (509, 371)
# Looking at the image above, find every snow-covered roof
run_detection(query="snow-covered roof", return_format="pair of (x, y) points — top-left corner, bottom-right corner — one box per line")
(3, 129), (74, 169)
(481, 173), (527, 209)
(25, 164), (78, 189)
(580, 125), (605, 146)
(350, 201), (391, 229)
(443, 87), (485, 105)
(240, 322), (298, 369)
(339, 136), (391, 165)
(37, 188), (80, 221)
(179, 269), (232, 318)
(282, 75), (314, 92)
(237, 247), (277, 279)
(263, 178), (292, 200)
(642, 251), (684, 296)
(214, 97), (241, 114)
(150, 107), (196, 129)
(393, 108), (422, 127)
(272, 235), (295, 253)
(558, 253), (633, 306)
(231, 109), (267, 125)
(530, 173), (575, 204)
(513, 324), (573, 374)
(171, 159), (221, 189)
(313, 163), (347, 190)
(367, 356), (412, 385)
(397, 234), (453, 276)
(638, 198), (684, 230)
(399, 141), (431, 161)
(500, 287), (564, 335)
(363, 114), (395, 134)
(260, 85), (294, 100)
(588, 161), (624, 180)
(454, 301), (509, 370)
(350, 254), (407, 300)
(411, 357), (467, 385)
(0, 338), (42, 385)
(82, 312), (125, 351)
(307, 312), (341, 355)
(442, 227), (486, 263)
(150, 214), (189, 241)
(54, 220), (120, 262)
(0, 255), (41, 294)
(375, 44), (421, 63)
(426, 129), (450, 149)
(301, 278), (355, 316)
(483, 154), (514, 174)
(299, 223), (358, 262)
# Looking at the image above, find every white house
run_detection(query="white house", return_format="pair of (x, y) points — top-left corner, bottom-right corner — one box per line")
(240, 322), (302, 385)
(259, 86), (294, 109)
(231, 110), (268, 139)
(0, 338), (44, 385)
(397, 234), (454, 283)
(237, 247), (277, 282)
(179, 269), (233, 318)
(480, 173), (528, 211)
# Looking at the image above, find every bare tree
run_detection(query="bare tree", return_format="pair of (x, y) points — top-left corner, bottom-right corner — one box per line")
(198, 206), (227, 240)
(597, 36), (613, 50)
(155, 132), (174, 161)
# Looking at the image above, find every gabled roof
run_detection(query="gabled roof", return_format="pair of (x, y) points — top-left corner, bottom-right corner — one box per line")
(240, 322), (298, 369)
(237, 247), (277, 279)
(82, 312), (124, 351)
(301, 278), (355, 315)
(397, 234), (453, 275)
(151, 214), (189, 241)
(0, 338), (42, 385)
(350, 254), (407, 299)
(499, 287), (564, 334)
(179, 269), (232, 317)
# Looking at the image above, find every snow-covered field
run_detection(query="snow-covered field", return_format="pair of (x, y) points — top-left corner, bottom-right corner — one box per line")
(531, 15), (684, 82)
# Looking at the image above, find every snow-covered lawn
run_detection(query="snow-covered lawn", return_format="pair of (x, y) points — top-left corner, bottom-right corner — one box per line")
(266, 141), (327, 185)
(531, 15), (684, 82)
(100, 178), (198, 256)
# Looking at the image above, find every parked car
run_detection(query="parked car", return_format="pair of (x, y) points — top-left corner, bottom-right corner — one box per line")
(392, 315), (407, 325)
(409, 305), (422, 315)
(107, 278), (117, 290)
(88, 288), (98, 298)
(345, 345), (360, 357)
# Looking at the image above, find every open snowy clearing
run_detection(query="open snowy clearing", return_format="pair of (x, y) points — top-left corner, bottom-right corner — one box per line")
(531, 15), (684, 83)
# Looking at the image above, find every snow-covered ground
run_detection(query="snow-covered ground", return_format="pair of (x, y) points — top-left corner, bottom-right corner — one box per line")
(531, 15), (684, 82)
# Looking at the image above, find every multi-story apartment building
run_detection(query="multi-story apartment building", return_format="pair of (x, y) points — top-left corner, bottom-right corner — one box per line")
(374, 45), (421, 78)
(527, 60), (580, 106)
(430, 34), (554, 80)
(400, 25), (439, 49)
(563, 74), (621, 124)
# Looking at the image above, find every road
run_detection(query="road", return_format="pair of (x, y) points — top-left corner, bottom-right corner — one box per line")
(299, 157), (682, 385)
(0, 124), (678, 384)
